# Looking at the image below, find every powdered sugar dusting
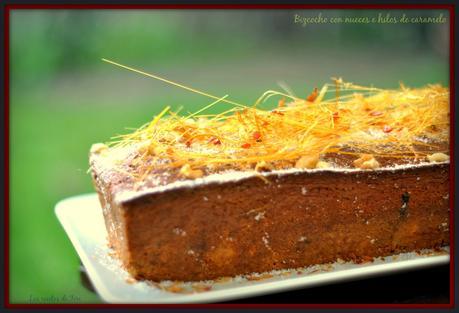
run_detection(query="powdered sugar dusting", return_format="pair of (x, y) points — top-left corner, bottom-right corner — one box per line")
(172, 228), (187, 236)
(114, 161), (449, 204)
(262, 232), (271, 250)
(254, 212), (266, 221)
(301, 187), (308, 195)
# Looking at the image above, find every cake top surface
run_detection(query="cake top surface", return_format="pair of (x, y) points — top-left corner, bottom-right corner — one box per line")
(89, 76), (449, 200)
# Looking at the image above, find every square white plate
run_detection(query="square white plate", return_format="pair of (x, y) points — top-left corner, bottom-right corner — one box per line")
(55, 193), (450, 304)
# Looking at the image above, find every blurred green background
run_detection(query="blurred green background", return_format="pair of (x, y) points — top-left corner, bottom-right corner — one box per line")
(10, 9), (449, 303)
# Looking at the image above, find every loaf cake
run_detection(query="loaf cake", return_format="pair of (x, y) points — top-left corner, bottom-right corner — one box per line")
(90, 81), (450, 282)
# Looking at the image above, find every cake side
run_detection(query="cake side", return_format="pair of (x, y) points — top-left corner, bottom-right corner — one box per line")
(90, 158), (132, 270)
(91, 158), (449, 281)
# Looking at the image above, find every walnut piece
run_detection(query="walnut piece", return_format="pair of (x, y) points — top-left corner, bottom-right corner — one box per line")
(179, 164), (203, 179)
(316, 161), (331, 169)
(427, 152), (449, 163)
(90, 143), (108, 154)
(354, 154), (380, 169)
(255, 161), (273, 172)
(295, 155), (319, 169)
(138, 141), (157, 155)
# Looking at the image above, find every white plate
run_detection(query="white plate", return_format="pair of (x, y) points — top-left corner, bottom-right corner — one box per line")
(55, 193), (450, 304)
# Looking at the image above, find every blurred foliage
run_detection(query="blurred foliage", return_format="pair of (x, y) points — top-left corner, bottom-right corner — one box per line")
(10, 9), (449, 304)
(11, 10), (448, 89)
